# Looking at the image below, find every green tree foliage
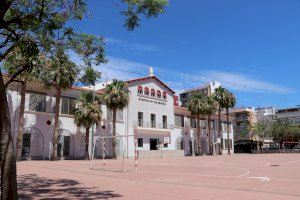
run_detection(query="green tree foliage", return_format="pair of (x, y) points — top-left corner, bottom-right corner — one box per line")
(250, 120), (272, 150)
(223, 89), (236, 155)
(102, 79), (129, 158)
(213, 86), (227, 154)
(187, 93), (207, 155)
(74, 92), (101, 160)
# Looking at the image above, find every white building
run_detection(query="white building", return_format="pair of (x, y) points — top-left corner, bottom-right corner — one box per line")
(5, 69), (234, 160)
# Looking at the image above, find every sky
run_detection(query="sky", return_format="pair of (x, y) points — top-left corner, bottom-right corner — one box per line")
(71, 0), (300, 109)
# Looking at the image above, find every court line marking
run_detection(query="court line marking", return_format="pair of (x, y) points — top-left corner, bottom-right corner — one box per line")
(27, 165), (300, 198)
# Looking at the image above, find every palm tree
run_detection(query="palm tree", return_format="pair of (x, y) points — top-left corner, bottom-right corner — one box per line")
(213, 86), (227, 155)
(37, 49), (79, 160)
(187, 92), (207, 155)
(102, 79), (129, 158)
(224, 90), (236, 155)
(74, 92), (101, 160)
(205, 95), (217, 155)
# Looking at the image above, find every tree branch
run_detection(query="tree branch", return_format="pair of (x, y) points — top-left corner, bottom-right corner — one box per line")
(3, 65), (31, 88)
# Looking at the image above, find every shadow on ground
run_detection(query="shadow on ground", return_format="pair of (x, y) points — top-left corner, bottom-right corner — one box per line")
(18, 174), (122, 199)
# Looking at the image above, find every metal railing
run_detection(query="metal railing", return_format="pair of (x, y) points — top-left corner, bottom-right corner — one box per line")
(135, 120), (174, 130)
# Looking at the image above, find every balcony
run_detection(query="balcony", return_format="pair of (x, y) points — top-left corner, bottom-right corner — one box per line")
(135, 120), (174, 130)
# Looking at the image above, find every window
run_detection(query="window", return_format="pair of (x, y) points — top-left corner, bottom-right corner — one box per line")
(163, 92), (167, 99)
(163, 115), (167, 129)
(151, 114), (156, 128)
(61, 97), (75, 115)
(151, 89), (155, 97)
(175, 114), (184, 127)
(138, 112), (143, 126)
(137, 86), (143, 94)
(190, 117), (196, 128)
(200, 119), (206, 129)
(107, 109), (124, 122)
(29, 92), (46, 112)
(164, 143), (168, 147)
(144, 87), (149, 95)
(138, 138), (143, 147)
(157, 90), (161, 98)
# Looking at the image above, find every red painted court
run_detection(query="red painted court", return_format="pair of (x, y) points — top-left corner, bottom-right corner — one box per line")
(17, 154), (300, 199)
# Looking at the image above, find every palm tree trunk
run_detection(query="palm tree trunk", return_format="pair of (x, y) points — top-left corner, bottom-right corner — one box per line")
(112, 108), (117, 158)
(218, 108), (222, 155)
(208, 114), (212, 155)
(0, 71), (18, 199)
(196, 115), (201, 155)
(16, 81), (26, 161)
(51, 87), (61, 161)
(85, 126), (90, 160)
(226, 108), (231, 155)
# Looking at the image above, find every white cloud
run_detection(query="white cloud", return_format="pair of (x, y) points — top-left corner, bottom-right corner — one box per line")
(97, 56), (293, 94)
(105, 37), (157, 52)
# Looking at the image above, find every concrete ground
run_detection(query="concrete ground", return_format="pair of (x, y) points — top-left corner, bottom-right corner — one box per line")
(17, 154), (300, 200)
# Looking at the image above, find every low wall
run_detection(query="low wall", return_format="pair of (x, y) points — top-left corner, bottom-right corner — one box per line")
(138, 150), (184, 158)
(251, 149), (300, 154)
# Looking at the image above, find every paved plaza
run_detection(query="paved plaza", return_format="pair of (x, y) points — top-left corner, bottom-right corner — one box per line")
(17, 154), (300, 200)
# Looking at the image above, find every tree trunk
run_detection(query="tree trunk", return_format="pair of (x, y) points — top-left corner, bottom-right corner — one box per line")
(85, 126), (90, 160)
(226, 108), (231, 155)
(16, 81), (26, 162)
(112, 108), (117, 158)
(196, 115), (201, 156)
(51, 87), (61, 161)
(0, 71), (18, 199)
(218, 108), (222, 155)
(208, 115), (212, 155)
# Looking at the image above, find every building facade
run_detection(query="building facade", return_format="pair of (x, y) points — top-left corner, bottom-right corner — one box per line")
(5, 71), (234, 160)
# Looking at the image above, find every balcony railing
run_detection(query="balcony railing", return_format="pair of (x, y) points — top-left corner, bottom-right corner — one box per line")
(135, 120), (174, 130)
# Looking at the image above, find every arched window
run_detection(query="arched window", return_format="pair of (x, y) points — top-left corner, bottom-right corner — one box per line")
(137, 86), (143, 94)
(144, 87), (149, 95)
(157, 90), (161, 98)
(163, 92), (167, 99)
(151, 89), (155, 97)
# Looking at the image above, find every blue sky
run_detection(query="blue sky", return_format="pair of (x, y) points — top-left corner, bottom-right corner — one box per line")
(71, 0), (300, 109)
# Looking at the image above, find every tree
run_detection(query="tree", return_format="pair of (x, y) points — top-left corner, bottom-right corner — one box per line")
(74, 91), (101, 160)
(3, 47), (42, 162)
(205, 95), (217, 155)
(223, 90), (236, 155)
(251, 120), (271, 151)
(213, 86), (227, 155)
(187, 92), (207, 155)
(102, 79), (129, 158)
(1, 0), (168, 198)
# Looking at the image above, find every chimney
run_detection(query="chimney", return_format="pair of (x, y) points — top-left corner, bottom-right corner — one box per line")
(149, 67), (154, 76)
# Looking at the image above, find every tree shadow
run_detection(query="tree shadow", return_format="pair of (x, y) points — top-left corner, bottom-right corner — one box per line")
(18, 174), (122, 199)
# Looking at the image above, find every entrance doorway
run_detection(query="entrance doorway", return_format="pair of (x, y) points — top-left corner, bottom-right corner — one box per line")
(22, 133), (31, 159)
(57, 136), (71, 158)
(150, 138), (159, 150)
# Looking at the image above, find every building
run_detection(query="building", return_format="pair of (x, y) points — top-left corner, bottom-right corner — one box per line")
(4, 69), (234, 160)
(276, 107), (300, 125)
(255, 106), (276, 122)
(229, 107), (257, 141)
(179, 81), (221, 107)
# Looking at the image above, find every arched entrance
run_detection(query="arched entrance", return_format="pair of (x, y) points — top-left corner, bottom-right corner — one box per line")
(22, 127), (44, 160)
(57, 129), (77, 159)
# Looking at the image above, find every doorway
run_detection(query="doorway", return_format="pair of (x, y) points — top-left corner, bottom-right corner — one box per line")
(22, 133), (31, 159)
(150, 138), (159, 150)
(57, 136), (71, 158)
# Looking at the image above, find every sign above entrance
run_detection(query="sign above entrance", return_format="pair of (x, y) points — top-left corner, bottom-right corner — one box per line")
(138, 97), (166, 106)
